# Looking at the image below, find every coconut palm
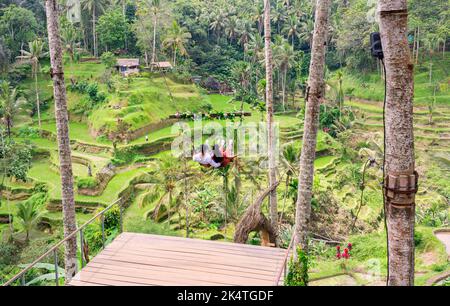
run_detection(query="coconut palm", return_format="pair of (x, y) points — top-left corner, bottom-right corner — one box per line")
(336, 70), (344, 116)
(283, 15), (301, 46)
(379, 0), (417, 286)
(271, 2), (286, 34)
(294, 0), (330, 252)
(209, 9), (228, 42)
(46, 0), (78, 284)
(142, 0), (163, 68)
(61, 21), (81, 63)
(279, 144), (298, 223)
(231, 61), (252, 92)
(422, 33), (440, 85)
(16, 200), (41, 242)
(263, 0), (278, 240)
(274, 40), (296, 111)
(299, 18), (314, 47)
(0, 81), (25, 138)
(251, 5), (264, 34)
(140, 157), (182, 223)
(163, 21), (191, 66)
(237, 19), (253, 51)
(18, 40), (47, 128)
(225, 16), (239, 43)
(246, 33), (265, 63)
(81, 0), (109, 57)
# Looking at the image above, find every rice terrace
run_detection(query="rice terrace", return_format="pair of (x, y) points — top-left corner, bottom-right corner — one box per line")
(0, 0), (448, 291)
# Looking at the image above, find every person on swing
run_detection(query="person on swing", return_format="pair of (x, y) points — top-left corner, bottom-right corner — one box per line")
(212, 140), (235, 168)
(192, 144), (221, 168)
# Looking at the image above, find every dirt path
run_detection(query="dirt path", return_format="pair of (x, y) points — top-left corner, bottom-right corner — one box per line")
(435, 230), (450, 258)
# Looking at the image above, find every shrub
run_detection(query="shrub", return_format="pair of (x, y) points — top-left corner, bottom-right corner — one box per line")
(285, 247), (311, 286)
(77, 177), (98, 189)
(0, 242), (20, 266)
(17, 127), (40, 139)
(100, 52), (117, 69)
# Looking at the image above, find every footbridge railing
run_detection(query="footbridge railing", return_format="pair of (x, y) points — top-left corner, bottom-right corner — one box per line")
(2, 198), (123, 286)
(274, 233), (296, 286)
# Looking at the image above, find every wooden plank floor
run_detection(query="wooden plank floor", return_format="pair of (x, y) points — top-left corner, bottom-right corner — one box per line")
(69, 232), (287, 286)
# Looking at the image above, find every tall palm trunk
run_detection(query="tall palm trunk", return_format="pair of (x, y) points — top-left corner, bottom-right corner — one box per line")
(263, 0), (278, 239)
(151, 13), (158, 69)
(45, 0), (78, 284)
(93, 6), (97, 57)
(173, 46), (177, 67)
(282, 67), (287, 112)
(294, 0), (330, 251)
(34, 69), (41, 128)
(223, 173), (228, 233)
(378, 0), (416, 286)
(415, 26), (420, 64)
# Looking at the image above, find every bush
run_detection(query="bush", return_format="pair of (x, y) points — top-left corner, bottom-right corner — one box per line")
(0, 242), (20, 266)
(285, 247), (311, 286)
(100, 52), (117, 69)
(17, 127), (40, 139)
(77, 177), (98, 189)
(68, 81), (107, 105)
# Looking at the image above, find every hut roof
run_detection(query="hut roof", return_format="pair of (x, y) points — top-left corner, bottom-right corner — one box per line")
(116, 58), (139, 67)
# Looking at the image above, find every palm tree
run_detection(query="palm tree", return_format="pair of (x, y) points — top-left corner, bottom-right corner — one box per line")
(163, 21), (191, 67)
(279, 144), (298, 223)
(299, 18), (314, 47)
(423, 34), (439, 85)
(209, 9), (228, 42)
(81, 0), (109, 57)
(263, 0), (278, 241)
(246, 33), (265, 63)
(237, 20), (253, 52)
(379, 0), (417, 286)
(231, 61), (251, 92)
(18, 40), (47, 128)
(225, 16), (239, 43)
(61, 21), (81, 63)
(0, 81), (25, 138)
(143, 0), (163, 69)
(283, 15), (301, 47)
(274, 40), (296, 111)
(61, 21), (83, 78)
(114, 0), (128, 17)
(251, 5), (264, 34)
(271, 2), (286, 34)
(113, 0), (129, 50)
(336, 70), (344, 116)
(294, 0), (330, 252)
(45, 0), (78, 284)
(16, 200), (41, 242)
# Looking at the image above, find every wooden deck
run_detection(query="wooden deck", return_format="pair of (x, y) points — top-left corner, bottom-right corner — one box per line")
(69, 232), (287, 286)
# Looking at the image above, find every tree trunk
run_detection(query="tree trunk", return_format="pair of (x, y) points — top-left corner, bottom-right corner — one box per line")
(415, 26), (420, 64)
(93, 6), (97, 57)
(429, 61), (433, 84)
(34, 70), (41, 128)
(282, 67), (287, 112)
(263, 0), (278, 241)
(222, 172), (229, 233)
(173, 47), (177, 67)
(184, 158), (189, 238)
(378, 0), (416, 286)
(294, 0), (330, 252)
(443, 41), (446, 58)
(45, 0), (78, 285)
(234, 181), (280, 245)
(151, 13), (158, 70)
